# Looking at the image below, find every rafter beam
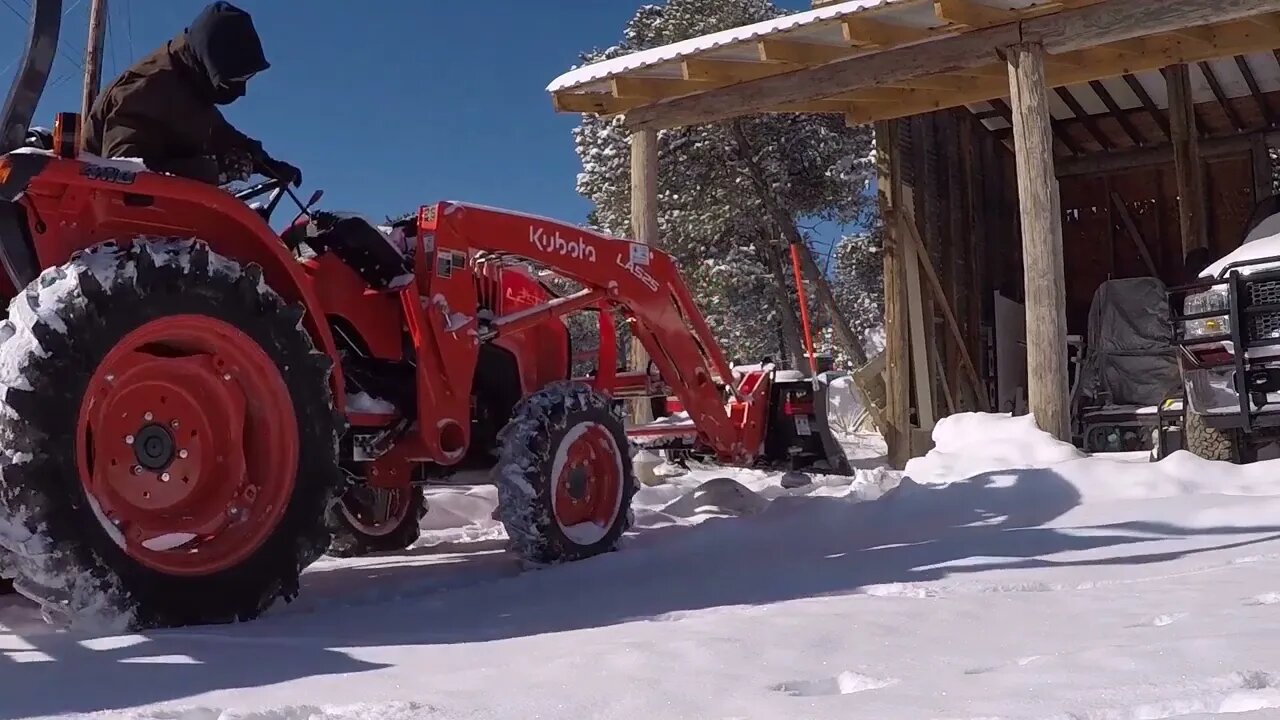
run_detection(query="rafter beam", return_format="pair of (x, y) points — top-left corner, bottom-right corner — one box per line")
(682, 58), (798, 83)
(1235, 54), (1277, 127)
(624, 0), (1280, 130)
(1198, 60), (1248, 130)
(610, 77), (712, 100)
(842, 17), (940, 47)
(840, 15), (1280, 125)
(1089, 79), (1148, 146)
(1123, 73), (1171, 139)
(934, 0), (1019, 28)
(757, 39), (852, 65)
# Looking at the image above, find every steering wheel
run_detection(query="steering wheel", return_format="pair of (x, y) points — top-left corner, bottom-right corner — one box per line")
(233, 177), (289, 222)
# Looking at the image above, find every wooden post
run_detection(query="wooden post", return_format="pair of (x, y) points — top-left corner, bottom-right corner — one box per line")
(81, 0), (108, 123)
(876, 121), (910, 468)
(1006, 42), (1070, 442)
(629, 128), (659, 425)
(1166, 63), (1208, 264)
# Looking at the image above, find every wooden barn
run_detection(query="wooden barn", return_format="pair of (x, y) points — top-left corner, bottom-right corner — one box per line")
(546, 0), (1280, 467)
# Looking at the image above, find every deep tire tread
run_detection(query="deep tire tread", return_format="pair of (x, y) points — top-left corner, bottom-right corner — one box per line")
(492, 381), (637, 566)
(0, 238), (344, 630)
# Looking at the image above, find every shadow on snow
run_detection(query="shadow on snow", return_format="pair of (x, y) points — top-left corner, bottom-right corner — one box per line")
(2, 466), (1277, 718)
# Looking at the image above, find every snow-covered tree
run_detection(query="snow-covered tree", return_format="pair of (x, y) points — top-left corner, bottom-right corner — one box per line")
(570, 0), (876, 367)
(830, 228), (885, 351)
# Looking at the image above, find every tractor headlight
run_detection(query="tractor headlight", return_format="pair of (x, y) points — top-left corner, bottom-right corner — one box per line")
(1183, 287), (1231, 340)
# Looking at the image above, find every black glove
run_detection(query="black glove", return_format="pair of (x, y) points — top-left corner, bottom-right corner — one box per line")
(256, 154), (302, 187)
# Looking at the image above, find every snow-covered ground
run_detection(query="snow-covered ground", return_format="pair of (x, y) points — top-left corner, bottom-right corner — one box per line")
(4, 414), (1280, 720)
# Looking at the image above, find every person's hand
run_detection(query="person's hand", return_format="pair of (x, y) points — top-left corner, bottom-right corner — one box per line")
(256, 155), (302, 187)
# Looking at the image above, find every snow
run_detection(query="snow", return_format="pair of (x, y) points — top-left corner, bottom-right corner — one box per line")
(1200, 213), (1280, 278)
(7, 147), (150, 173)
(546, 0), (911, 93)
(6, 412), (1280, 719)
(344, 391), (395, 415)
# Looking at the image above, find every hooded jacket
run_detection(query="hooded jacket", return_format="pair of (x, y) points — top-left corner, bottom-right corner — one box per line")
(82, 2), (270, 183)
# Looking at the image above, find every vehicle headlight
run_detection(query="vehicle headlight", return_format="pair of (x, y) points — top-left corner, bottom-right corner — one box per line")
(1183, 287), (1230, 340)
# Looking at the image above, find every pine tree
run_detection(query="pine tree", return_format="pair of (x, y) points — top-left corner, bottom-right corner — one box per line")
(570, 0), (878, 368)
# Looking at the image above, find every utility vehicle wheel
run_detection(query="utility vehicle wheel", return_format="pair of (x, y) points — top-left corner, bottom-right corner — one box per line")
(493, 381), (636, 565)
(0, 239), (344, 629)
(1183, 410), (1250, 463)
(327, 486), (426, 557)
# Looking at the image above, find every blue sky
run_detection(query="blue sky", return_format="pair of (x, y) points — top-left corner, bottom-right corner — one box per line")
(3, 0), (818, 227)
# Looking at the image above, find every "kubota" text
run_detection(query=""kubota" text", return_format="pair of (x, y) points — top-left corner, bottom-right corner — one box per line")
(529, 226), (597, 262)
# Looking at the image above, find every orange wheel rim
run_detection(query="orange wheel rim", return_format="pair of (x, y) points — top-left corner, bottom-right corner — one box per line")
(551, 421), (623, 545)
(75, 315), (299, 576)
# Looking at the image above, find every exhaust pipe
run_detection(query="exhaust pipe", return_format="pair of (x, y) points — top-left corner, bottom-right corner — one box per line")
(0, 0), (62, 154)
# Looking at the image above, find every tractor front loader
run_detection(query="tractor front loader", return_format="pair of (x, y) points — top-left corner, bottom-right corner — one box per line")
(0, 0), (851, 630)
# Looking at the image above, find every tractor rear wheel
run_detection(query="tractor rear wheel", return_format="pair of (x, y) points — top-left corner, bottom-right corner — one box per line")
(327, 486), (426, 557)
(493, 381), (636, 565)
(0, 239), (344, 629)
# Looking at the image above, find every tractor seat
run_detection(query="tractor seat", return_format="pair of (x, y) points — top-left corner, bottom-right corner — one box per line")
(301, 211), (414, 291)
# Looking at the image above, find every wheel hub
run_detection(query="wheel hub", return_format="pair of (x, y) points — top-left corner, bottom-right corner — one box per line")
(133, 423), (175, 471)
(566, 466), (590, 502)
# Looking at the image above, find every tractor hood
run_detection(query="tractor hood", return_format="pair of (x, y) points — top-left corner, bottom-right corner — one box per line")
(0, 0), (62, 155)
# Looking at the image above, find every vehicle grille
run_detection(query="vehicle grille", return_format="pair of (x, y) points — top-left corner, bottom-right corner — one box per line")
(1248, 279), (1280, 341)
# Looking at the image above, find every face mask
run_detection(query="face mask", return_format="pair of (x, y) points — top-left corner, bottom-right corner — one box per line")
(212, 79), (248, 105)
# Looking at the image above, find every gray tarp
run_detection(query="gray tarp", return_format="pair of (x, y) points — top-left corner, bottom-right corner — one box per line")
(1076, 277), (1182, 409)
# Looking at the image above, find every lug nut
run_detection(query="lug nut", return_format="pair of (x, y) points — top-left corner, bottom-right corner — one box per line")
(144, 412), (154, 421)
(132, 465), (143, 476)
(125, 434), (134, 445)
(160, 472), (171, 482)
(170, 419), (180, 429)
(178, 449), (189, 459)
(222, 373), (232, 381)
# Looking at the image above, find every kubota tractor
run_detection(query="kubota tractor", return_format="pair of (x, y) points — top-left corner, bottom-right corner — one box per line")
(0, 0), (851, 629)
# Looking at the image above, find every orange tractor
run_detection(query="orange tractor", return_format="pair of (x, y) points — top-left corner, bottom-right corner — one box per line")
(0, 0), (850, 629)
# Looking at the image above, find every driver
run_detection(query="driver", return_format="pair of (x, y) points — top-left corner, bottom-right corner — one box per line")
(82, 1), (300, 188)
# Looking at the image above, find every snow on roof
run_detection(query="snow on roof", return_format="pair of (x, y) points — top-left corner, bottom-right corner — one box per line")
(547, 0), (931, 94)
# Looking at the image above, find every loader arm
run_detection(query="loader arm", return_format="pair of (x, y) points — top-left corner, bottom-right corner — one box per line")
(0, 0), (61, 153)
(417, 202), (767, 465)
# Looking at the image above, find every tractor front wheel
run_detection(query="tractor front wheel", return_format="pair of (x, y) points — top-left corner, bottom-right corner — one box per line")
(493, 382), (636, 564)
(0, 239), (344, 629)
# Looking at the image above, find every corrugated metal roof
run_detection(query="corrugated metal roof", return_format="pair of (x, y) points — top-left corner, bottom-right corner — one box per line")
(547, 0), (910, 93)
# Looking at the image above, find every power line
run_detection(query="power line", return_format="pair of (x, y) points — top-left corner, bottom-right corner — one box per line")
(0, 0), (89, 72)
(123, 0), (133, 59)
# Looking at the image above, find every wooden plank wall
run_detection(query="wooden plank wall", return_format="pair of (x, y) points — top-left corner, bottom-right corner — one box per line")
(888, 107), (1268, 436)
(1058, 154), (1255, 334)
(893, 108), (1017, 423)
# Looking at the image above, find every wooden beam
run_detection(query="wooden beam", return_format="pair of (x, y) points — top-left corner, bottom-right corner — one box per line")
(611, 77), (711, 100)
(553, 93), (637, 115)
(1198, 60), (1248, 131)
(629, 129), (659, 425)
(1055, 129), (1278, 177)
(934, 0), (1019, 28)
(843, 16), (940, 47)
(1109, 191), (1161, 277)
(875, 120), (911, 469)
(992, 97), (1083, 155)
(1123, 73), (1171, 139)
(1167, 63), (1209, 262)
(1089, 79), (1148, 146)
(1235, 54), (1277, 127)
(1055, 86), (1114, 150)
(898, 208), (989, 410)
(622, 0), (1280, 129)
(757, 39), (852, 65)
(682, 58), (797, 83)
(1007, 42), (1071, 442)
(843, 18), (1280, 125)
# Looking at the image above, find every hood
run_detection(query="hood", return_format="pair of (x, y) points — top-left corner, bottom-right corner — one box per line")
(181, 2), (269, 104)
